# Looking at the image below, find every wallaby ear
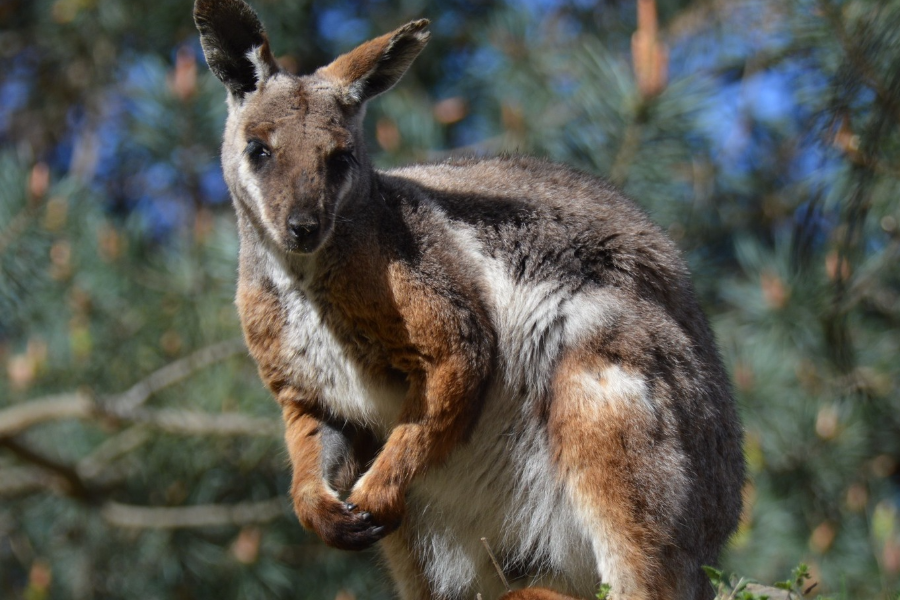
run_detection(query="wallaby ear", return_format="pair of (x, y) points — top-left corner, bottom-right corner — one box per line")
(194, 0), (280, 99)
(319, 19), (430, 105)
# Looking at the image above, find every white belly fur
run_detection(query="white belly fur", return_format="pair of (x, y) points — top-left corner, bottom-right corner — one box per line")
(404, 381), (598, 598)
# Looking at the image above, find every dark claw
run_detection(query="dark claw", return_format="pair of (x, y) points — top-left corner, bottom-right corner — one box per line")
(370, 526), (385, 536)
(360, 512), (371, 522)
(345, 503), (357, 511)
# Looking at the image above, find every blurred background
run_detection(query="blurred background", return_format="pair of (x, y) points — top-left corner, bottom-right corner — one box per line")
(1, 0), (899, 598)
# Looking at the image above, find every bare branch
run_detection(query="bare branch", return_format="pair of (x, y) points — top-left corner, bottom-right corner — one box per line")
(119, 408), (281, 437)
(110, 337), (247, 412)
(0, 465), (61, 498)
(480, 537), (511, 592)
(0, 394), (280, 439)
(0, 437), (96, 501)
(77, 427), (152, 481)
(0, 393), (94, 437)
(101, 498), (286, 529)
(0, 338), (261, 438)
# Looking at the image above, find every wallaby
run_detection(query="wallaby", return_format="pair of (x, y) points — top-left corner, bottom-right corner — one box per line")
(194, 1), (745, 598)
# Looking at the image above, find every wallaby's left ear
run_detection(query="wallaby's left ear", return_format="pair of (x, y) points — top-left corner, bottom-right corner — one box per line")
(194, 0), (280, 99)
(319, 19), (430, 105)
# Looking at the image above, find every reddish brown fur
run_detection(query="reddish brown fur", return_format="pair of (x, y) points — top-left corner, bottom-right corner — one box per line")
(235, 281), (290, 394)
(316, 244), (494, 530)
(282, 402), (372, 549)
(321, 30), (397, 86)
(549, 349), (680, 599)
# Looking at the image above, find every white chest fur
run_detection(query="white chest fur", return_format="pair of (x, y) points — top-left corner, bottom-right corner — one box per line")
(266, 254), (407, 433)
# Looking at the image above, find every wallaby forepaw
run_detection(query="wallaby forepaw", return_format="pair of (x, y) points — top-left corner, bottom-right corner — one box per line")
(344, 486), (404, 539)
(320, 500), (389, 550)
(294, 494), (388, 551)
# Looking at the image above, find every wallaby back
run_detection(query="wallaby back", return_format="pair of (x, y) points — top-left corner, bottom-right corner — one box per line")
(194, 2), (745, 599)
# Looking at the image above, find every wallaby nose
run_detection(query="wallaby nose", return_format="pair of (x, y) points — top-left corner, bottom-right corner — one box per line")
(287, 214), (320, 247)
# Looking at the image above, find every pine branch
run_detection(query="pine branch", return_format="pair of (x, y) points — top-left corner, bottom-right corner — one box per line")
(0, 393), (94, 437)
(76, 426), (152, 481)
(0, 396), (281, 439)
(101, 497), (285, 529)
(113, 407), (281, 437)
(0, 202), (40, 256)
(0, 465), (59, 498)
(0, 338), (272, 438)
(111, 337), (247, 413)
(0, 337), (279, 502)
(819, 0), (900, 126)
(0, 436), (98, 502)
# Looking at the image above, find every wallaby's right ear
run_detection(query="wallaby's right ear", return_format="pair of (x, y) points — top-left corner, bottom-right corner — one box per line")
(194, 0), (280, 99)
(319, 19), (430, 106)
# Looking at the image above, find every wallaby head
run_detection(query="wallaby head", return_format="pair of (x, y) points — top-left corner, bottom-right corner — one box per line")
(194, 0), (429, 254)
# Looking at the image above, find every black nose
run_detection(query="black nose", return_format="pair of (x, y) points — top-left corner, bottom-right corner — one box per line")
(287, 215), (320, 245)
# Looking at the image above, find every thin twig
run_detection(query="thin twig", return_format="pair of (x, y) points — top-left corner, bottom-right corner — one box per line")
(0, 437), (97, 501)
(110, 337), (246, 412)
(0, 466), (59, 498)
(609, 120), (642, 187)
(480, 537), (511, 592)
(101, 497), (285, 529)
(77, 426), (152, 481)
(819, 0), (900, 126)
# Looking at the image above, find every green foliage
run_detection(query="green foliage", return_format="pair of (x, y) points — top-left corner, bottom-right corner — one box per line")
(706, 563), (837, 600)
(595, 582), (612, 600)
(773, 563), (813, 593)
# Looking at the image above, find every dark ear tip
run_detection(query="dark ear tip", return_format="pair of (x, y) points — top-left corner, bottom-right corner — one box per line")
(193, 0), (226, 22)
(397, 18), (431, 41)
(194, 0), (259, 28)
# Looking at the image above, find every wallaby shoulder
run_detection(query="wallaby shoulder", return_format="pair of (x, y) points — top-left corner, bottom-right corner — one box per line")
(378, 156), (711, 345)
(382, 155), (686, 283)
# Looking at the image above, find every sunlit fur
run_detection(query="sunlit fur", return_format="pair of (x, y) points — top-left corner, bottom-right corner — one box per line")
(195, 2), (745, 599)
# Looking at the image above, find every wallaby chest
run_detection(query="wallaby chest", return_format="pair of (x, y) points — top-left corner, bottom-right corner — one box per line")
(237, 240), (417, 429)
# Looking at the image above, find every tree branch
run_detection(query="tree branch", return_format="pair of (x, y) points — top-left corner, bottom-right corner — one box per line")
(0, 437), (97, 501)
(0, 393), (94, 437)
(76, 426), (152, 481)
(101, 498), (286, 529)
(0, 465), (60, 498)
(117, 408), (281, 437)
(0, 338), (270, 438)
(0, 396), (280, 439)
(0, 199), (41, 256)
(110, 337), (247, 412)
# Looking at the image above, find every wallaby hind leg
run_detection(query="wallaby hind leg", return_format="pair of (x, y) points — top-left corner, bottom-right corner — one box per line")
(548, 349), (699, 600)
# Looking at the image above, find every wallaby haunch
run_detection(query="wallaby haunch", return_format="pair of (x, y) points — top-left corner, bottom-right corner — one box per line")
(194, 1), (745, 598)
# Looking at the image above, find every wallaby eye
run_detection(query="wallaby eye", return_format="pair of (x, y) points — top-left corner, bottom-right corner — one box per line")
(245, 139), (272, 166)
(329, 149), (358, 170)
